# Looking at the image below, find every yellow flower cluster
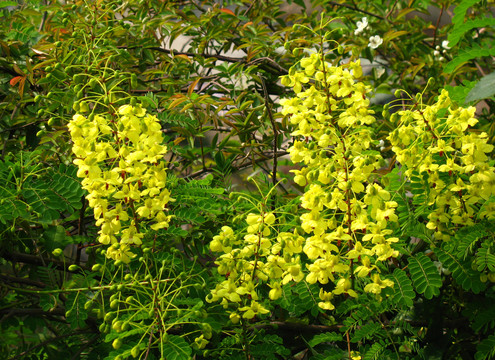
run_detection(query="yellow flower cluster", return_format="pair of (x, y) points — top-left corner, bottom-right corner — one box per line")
(207, 211), (305, 321)
(280, 53), (397, 310)
(68, 104), (172, 263)
(388, 90), (495, 240)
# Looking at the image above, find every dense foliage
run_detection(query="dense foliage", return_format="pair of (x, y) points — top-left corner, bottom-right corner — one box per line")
(1, 0), (494, 359)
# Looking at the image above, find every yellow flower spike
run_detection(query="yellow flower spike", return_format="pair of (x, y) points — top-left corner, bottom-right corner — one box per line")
(69, 105), (172, 263)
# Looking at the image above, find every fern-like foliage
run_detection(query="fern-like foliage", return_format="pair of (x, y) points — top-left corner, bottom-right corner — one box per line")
(0, 155), (85, 231)
(407, 253), (442, 299)
(387, 268), (415, 307)
(342, 306), (376, 333)
(363, 341), (386, 360)
(352, 322), (385, 343)
(250, 334), (290, 359)
(161, 335), (193, 360)
(278, 281), (320, 316)
(308, 332), (343, 347)
(475, 334), (495, 360)
(435, 247), (485, 293)
(454, 223), (486, 260)
(475, 243), (495, 272)
(464, 296), (495, 334)
(22, 163), (85, 222)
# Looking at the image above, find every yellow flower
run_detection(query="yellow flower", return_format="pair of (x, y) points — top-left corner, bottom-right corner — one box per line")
(239, 301), (270, 319)
(364, 273), (394, 294)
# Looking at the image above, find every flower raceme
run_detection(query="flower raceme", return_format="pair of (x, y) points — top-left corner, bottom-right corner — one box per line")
(208, 53), (399, 319)
(388, 90), (495, 240)
(68, 104), (172, 263)
(280, 53), (398, 310)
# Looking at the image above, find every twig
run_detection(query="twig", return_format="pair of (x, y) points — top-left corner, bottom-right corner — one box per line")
(327, 0), (385, 20)
(0, 274), (47, 288)
(432, 4), (445, 48)
(1, 251), (91, 273)
(8, 329), (94, 360)
(147, 46), (245, 63)
(260, 76), (278, 191)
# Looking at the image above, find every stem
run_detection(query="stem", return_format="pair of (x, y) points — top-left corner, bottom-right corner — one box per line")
(3, 278), (173, 295)
(432, 4), (445, 48)
(327, 0), (386, 20)
(241, 318), (252, 360)
(260, 76), (278, 210)
(346, 331), (352, 359)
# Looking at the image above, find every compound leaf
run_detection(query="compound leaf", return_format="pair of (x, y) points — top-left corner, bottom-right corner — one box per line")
(408, 253), (442, 299)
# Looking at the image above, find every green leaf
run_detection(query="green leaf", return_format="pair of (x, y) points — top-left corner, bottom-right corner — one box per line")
(452, 0), (482, 27)
(448, 17), (495, 48)
(0, 1), (17, 8)
(408, 253), (442, 299)
(465, 71), (495, 103)
(162, 335), (192, 360)
(363, 341), (386, 360)
(475, 244), (495, 272)
(308, 332), (342, 347)
(283, 281), (319, 316)
(475, 334), (495, 360)
(436, 248), (485, 293)
(444, 44), (495, 74)
(444, 80), (477, 104)
(388, 268), (415, 307)
(65, 292), (88, 328)
(40, 294), (57, 312)
(352, 322), (384, 343)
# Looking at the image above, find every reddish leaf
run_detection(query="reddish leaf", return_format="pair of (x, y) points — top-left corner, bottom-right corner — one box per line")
(220, 8), (235, 16)
(10, 76), (23, 86)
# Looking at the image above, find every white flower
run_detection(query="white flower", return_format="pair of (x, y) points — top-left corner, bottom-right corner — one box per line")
(442, 40), (451, 49)
(354, 17), (368, 35)
(368, 35), (383, 49)
(433, 50), (440, 57)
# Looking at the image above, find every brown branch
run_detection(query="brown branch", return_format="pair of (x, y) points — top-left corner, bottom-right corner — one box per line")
(8, 329), (94, 360)
(184, 150), (288, 179)
(146, 46), (245, 63)
(253, 321), (342, 334)
(0, 274), (47, 288)
(260, 75), (278, 193)
(327, 0), (385, 20)
(0, 307), (66, 317)
(1, 251), (91, 273)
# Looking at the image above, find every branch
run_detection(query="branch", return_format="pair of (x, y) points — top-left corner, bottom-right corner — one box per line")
(260, 75), (278, 190)
(184, 150), (288, 179)
(327, 0), (386, 20)
(0, 273), (47, 288)
(8, 329), (95, 360)
(122, 46), (288, 76)
(147, 46), (245, 63)
(0, 251), (91, 273)
(253, 321), (342, 334)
